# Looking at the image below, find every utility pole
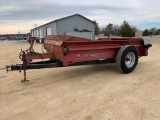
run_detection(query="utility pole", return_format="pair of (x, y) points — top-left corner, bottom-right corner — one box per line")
(34, 24), (37, 28)
(18, 30), (20, 40)
(34, 24), (37, 37)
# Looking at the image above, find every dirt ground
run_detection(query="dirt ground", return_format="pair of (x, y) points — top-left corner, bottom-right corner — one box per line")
(0, 38), (160, 120)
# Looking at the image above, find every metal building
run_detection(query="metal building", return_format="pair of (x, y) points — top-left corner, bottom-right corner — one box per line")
(31, 14), (95, 43)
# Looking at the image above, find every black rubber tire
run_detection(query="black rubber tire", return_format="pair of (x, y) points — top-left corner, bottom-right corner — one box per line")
(116, 45), (138, 73)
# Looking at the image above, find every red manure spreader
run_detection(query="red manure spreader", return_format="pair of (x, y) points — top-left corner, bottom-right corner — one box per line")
(6, 35), (152, 82)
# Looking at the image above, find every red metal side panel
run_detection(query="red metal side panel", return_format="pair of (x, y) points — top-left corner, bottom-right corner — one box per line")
(44, 35), (92, 61)
(25, 53), (55, 65)
(44, 35), (144, 67)
(99, 38), (144, 56)
(44, 36), (64, 60)
(62, 40), (123, 66)
(45, 35), (91, 42)
(62, 39), (144, 66)
(129, 39), (144, 56)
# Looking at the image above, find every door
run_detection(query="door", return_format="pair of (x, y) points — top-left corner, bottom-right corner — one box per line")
(39, 28), (42, 38)
(46, 27), (51, 35)
(36, 29), (39, 37)
(31, 31), (34, 37)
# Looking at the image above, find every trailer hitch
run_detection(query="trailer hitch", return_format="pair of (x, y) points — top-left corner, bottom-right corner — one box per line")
(6, 51), (29, 83)
(6, 49), (57, 83)
(21, 51), (29, 83)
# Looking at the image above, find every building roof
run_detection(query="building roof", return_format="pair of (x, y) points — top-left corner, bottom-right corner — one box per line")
(31, 14), (95, 30)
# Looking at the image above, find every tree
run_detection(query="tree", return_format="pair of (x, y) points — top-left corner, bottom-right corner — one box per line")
(93, 20), (100, 36)
(107, 24), (121, 36)
(155, 29), (160, 35)
(150, 27), (156, 35)
(120, 21), (135, 37)
(100, 24), (120, 37)
(149, 31), (153, 37)
(112, 25), (120, 36)
(143, 29), (149, 36)
(105, 23), (113, 38)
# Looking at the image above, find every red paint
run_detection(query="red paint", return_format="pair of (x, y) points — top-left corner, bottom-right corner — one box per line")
(25, 53), (55, 64)
(42, 35), (149, 66)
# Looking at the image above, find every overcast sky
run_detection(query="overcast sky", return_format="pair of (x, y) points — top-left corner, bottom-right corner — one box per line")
(0, 0), (160, 34)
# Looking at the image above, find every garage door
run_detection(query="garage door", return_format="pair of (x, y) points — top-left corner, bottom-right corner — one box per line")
(46, 27), (51, 35)
(36, 29), (39, 37)
(39, 28), (42, 38)
(34, 30), (36, 37)
(31, 31), (34, 37)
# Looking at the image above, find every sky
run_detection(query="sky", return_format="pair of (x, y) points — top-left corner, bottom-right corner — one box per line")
(0, 0), (160, 34)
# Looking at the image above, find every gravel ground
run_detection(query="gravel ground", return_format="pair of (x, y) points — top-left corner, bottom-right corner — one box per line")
(0, 37), (159, 120)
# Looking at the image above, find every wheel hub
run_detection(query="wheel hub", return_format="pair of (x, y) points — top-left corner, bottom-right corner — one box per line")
(125, 52), (135, 68)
